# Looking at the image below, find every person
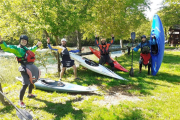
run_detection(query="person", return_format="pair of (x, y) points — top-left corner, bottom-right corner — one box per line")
(0, 35), (42, 108)
(132, 35), (157, 75)
(95, 34), (115, 71)
(47, 37), (83, 84)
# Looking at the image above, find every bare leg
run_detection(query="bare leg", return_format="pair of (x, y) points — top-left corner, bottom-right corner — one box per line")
(60, 67), (66, 80)
(72, 65), (77, 78)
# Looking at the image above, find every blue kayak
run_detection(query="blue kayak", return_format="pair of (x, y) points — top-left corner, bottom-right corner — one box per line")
(150, 14), (165, 76)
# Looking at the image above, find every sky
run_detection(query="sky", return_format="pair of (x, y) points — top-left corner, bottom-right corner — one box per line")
(144, 0), (164, 20)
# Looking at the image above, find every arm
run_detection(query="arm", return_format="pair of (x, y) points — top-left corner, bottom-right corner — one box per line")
(95, 37), (100, 47)
(0, 41), (19, 55)
(47, 44), (58, 51)
(133, 43), (141, 52)
(27, 45), (38, 52)
(107, 37), (114, 46)
(69, 49), (80, 53)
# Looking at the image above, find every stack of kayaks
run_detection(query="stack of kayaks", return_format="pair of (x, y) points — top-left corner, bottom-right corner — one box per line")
(150, 14), (165, 76)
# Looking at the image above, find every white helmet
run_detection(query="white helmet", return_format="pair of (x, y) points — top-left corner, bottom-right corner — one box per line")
(61, 38), (67, 42)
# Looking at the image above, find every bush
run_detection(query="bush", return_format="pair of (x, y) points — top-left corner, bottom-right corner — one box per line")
(0, 57), (21, 84)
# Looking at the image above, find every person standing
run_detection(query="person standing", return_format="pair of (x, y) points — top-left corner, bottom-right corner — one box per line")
(0, 35), (42, 107)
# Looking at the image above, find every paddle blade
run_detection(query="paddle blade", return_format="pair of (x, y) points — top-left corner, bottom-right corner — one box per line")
(16, 109), (33, 120)
(129, 67), (134, 77)
(131, 32), (136, 41)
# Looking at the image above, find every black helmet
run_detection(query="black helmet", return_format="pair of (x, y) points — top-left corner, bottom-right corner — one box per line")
(141, 35), (146, 39)
(19, 35), (28, 44)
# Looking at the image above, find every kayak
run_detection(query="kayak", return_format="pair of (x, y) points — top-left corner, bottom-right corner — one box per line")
(16, 77), (97, 93)
(150, 14), (165, 76)
(89, 47), (128, 72)
(70, 53), (127, 80)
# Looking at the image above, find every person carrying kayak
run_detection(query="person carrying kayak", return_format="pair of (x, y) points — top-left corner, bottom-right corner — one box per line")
(95, 34), (115, 71)
(132, 35), (157, 75)
(0, 35), (42, 108)
(47, 37), (83, 85)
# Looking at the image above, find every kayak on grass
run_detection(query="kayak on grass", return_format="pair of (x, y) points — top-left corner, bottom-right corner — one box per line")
(16, 77), (97, 93)
(89, 47), (128, 72)
(70, 52), (127, 80)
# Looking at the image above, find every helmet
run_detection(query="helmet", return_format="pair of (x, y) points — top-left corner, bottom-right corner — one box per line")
(61, 38), (67, 42)
(141, 35), (146, 39)
(19, 35), (28, 44)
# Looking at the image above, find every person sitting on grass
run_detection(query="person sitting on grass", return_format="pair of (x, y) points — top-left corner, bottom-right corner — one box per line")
(0, 35), (42, 108)
(47, 37), (84, 85)
(132, 35), (157, 75)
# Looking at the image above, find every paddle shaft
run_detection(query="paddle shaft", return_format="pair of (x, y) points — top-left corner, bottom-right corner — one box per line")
(0, 91), (32, 120)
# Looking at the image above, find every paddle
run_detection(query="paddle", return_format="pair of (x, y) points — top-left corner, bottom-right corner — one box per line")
(0, 91), (33, 120)
(129, 32), (135, 77)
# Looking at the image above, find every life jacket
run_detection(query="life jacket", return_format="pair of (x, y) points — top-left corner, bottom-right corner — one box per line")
(140, 53), (151, 65)
(99, 44), (111, 55)
(60, 46), (71, 61)
(17, 48), (35, 63)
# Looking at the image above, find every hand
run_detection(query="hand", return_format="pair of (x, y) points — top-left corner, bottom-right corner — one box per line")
(37, 41), (42, 47)
(111, 34), (114, 37)
(81, 47), (85, 51)
(95, 35), (98, 38)
(0, 35), (2, 42)
(132, 47), (134, 50)
(47, 37), (50, 43)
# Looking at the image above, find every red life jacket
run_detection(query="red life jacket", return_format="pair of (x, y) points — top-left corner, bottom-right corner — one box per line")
(17, 50), (35, 63)
(140, 53), (151, 65)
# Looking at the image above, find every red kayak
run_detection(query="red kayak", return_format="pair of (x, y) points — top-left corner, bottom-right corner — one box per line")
(89, 47), (128, 72)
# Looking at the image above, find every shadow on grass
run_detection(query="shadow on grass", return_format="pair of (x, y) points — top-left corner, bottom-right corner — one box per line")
(30, 97), (84, 120)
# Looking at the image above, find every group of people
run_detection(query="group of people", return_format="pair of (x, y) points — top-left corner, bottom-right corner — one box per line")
(0, 34), (156, 108)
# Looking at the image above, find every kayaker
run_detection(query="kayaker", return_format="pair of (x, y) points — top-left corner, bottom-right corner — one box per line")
(132, 35), (157, 75)
(47, 37), (84, 84)
(0, 35), (42, 108)
(95, 34), (115, 71)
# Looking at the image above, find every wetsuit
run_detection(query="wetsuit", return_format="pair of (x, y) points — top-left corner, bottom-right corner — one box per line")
(0, 41), (40, 101)
(133, 39), (156, 74)
(95, 37), (114, 71)
(47, 44), (80, 67)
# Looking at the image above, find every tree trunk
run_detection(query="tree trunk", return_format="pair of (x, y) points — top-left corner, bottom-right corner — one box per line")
(44, 30), (61, 76)
(0, 83), (5, 104)
(76, 30), (82, 53)
(120, 39), (125, 53)
(55, 36), (61, 76)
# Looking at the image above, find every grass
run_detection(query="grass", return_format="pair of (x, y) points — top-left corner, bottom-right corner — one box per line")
(0, 50), (180, 120)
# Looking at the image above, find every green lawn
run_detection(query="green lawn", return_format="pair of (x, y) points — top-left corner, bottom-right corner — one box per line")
(0, 50), (180, 120)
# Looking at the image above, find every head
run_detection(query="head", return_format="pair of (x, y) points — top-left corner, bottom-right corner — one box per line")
(101, 38), (106, 44)
(141, 35), (146, 42)
(19, 35), (28, 46)
(61, 38), (67, 46)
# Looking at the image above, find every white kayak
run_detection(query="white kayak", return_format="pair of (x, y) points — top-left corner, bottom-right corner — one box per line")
(70, 53), (127, 80)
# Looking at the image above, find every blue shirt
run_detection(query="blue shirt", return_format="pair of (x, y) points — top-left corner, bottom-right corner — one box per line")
(133, 39), (156, 52)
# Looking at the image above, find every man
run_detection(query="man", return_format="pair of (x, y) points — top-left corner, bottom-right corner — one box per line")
(133, 35), (157, 75)
(0, 35), (42, 108)
(95, 34), (115, 71)
(47, 37), (83, 84)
